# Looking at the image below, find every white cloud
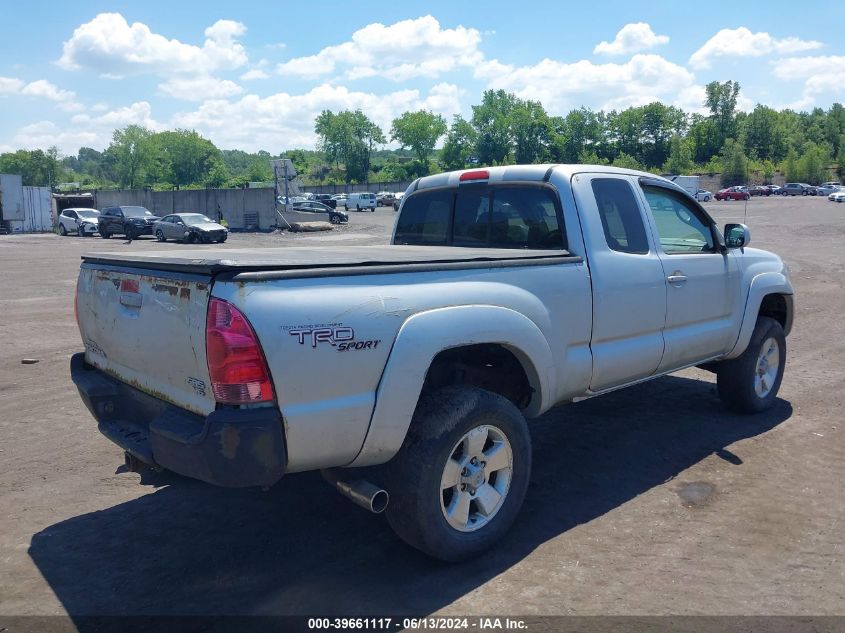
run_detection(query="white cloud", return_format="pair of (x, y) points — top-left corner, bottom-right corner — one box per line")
(772, 55), (845, 110)
(158, 76), (243, 101)
(71, 101), (161, 130)
(0, 76), (25, 93)
(58, 13), (248, 75)
(477, 54), (696, 114)
(240, 69), (271, 80)
(276, 15), (482, 81)
(689, 27), (822, 69)
(9, 121), (104, 153)
(594, 23), (669, 56)
(170, 83), (462, 151)
(1, 78), (82, 111)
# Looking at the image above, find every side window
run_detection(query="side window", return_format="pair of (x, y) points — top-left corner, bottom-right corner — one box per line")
(591, 178), (649, 254)
(490, 187), (565, 249)
(642, 187), (715, 254)
(67, 211), (78, 219)
(394, 190), (452, 245)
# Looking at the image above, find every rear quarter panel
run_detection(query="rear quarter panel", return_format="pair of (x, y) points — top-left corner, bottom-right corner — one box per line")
(213, 262), (593, 471)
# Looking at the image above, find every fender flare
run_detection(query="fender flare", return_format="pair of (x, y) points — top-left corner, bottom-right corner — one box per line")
(724, 271), (794, 359)
(348, 305), (555, 467)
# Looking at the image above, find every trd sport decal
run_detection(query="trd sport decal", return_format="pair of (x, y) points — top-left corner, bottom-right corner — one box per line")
(286, 326), (381, 352)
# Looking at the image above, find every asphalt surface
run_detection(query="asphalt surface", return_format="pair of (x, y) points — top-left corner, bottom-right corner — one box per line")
(0, 198), (843, 620)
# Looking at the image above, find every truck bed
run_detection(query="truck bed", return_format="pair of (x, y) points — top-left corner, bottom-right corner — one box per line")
(81, 244), (579, 278)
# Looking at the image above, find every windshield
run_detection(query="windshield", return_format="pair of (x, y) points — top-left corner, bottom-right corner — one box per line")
(122, 206), (155, 218)
(76, 210), (99, 219)
(180, 214), (214, 225)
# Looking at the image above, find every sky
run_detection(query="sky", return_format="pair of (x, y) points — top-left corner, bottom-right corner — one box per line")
(1, 0), (843, 156)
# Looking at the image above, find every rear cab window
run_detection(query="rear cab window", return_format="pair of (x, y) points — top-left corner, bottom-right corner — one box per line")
(394, 184), (566, 250)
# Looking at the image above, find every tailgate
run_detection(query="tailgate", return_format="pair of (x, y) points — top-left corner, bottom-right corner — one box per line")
(76, 264), (216, 415)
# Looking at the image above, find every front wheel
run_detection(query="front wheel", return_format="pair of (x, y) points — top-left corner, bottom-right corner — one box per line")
(155, 230), (165, 242)
(717, 316), (786, 413)
(383, 386), (531, 562)
(100, 229), (110, 239)
(330, 214), (340, 224)
(744, 194), (750, 201)
(59, 224), (67, 236)
(124, 225), (135, 240)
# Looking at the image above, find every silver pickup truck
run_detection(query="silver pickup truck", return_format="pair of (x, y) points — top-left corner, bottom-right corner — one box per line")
(71, 165), (794, 561)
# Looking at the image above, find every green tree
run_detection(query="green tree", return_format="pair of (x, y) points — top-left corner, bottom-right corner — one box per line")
(108, 125), (155, 188)
(796, 143), (829, 184)
(440, 116), (477, 170)
(743, 105), (787, 162)
(315, 109), (385, 183)
(151, 129), (221, 187)
(782, 148), (800, 182)
(705, 80), (741, 149)
(471, 89), (518, 165)
(510, 99), (550, 164)
(663, 135), (694, 174)
(720, 139), (749, 186)
(611, 152), (644, 170)
(0, 148), (61, 186)
(390, 110), (447, 171)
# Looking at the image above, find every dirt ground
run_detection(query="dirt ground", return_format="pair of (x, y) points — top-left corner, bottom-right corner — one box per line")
(0, 198), (843, 619)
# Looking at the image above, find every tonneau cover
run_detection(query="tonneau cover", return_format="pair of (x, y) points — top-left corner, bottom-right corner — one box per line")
(81, 244), (574, 275)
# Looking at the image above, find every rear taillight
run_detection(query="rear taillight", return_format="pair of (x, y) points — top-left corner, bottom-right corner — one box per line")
(206, 298), (275, 405)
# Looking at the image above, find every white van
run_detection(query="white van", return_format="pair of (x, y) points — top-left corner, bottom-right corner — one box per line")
(345, 192), (377, 211)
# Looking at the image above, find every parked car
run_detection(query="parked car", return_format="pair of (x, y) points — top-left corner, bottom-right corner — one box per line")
(816, 183), (843, 196)
(376, 191), (395, 206)
(312, 194), (337, 209)
(72, 164), (793, 562)
(345, 192), (377, 211)
(393, 191), (405, 211)
(828, 189), (845, 202)
(694, 189), (712, 202)
(715, 186), (750, 201)
(803, 184), (818, 196)
(153, 213), (228, 244)
(748, 185), (772, 196)
(58, 208), (100, 236)
(779, 183), (807, 196)
(99, 206), (161, 239)
(763, 185), (781, 195)
(292, 200), (348, 224)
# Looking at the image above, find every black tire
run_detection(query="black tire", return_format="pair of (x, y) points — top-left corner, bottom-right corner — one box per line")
(330, 214), (340, 224)
(124, 224), (135, 240)
(716, 316), (786, 414)
(744, 194), (750, 201)
(59, 224), (67, 236)
(356, 205), (360, 211)
(155, 229), (165, 242)
(218, 236), (227, 243)
(100, 229), (110, 239)
(383, 386), (531, 562)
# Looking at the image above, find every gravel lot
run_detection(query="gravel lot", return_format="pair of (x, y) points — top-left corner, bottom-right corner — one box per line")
(0, 197), (842, 618)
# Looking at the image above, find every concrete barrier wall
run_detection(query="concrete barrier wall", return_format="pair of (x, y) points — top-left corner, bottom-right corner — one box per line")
(300, 181), (413, 195)
(93, 188), (276, 230)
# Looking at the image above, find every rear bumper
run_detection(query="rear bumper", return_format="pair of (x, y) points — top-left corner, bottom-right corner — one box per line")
(70, 353), (286, 488)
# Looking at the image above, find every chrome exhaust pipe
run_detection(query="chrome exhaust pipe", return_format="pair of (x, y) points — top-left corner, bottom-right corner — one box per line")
(321, 469), (389, 514)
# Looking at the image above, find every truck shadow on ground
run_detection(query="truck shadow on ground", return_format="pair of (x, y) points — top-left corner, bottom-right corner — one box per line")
(29, 374), (792, 618)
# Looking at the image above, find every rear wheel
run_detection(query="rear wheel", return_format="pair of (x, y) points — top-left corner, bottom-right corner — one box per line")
(717, 316), (786, 413)
(384, 386), (531, 562)
(155, 229), (165, 242)
(356, 205), (360, 211)
(59, 224), (67, 236)
(330, 214), (340, 224)
(124, 224), (135, 240)
(100, 229), (110, 239)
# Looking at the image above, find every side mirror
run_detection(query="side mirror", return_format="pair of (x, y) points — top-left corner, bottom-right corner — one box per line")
(724, 223), (751, 249)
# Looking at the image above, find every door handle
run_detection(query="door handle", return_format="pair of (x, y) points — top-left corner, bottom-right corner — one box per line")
(667, 273), (687, 284)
